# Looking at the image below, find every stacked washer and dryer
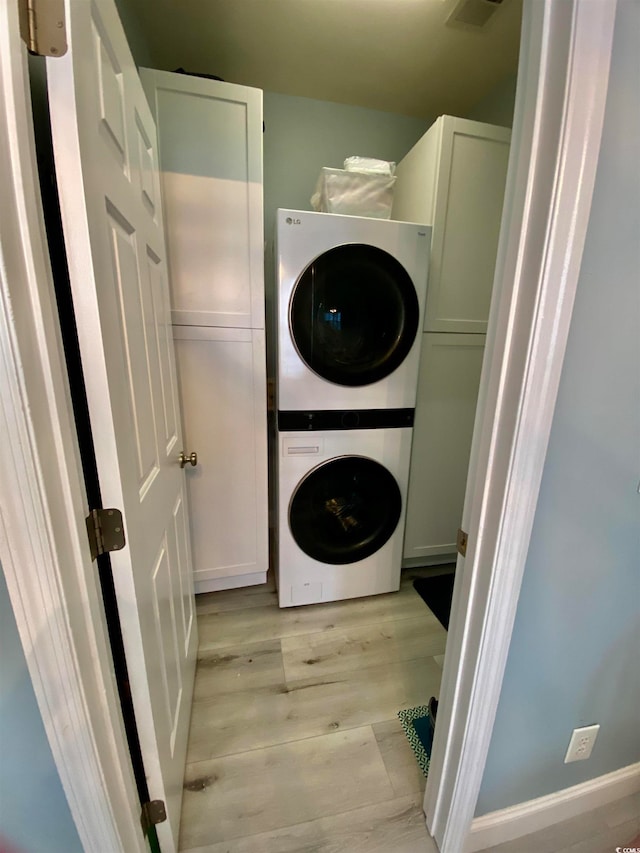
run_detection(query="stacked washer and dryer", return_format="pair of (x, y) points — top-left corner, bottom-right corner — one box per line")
(275, 209), (431, 608)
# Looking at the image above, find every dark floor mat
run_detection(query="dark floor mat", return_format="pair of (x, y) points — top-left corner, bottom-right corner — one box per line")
(412, 574), (455, 629)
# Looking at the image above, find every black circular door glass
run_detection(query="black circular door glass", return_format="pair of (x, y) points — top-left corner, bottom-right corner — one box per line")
(289, 456), (402, 565)
(289, 244), (419, 386)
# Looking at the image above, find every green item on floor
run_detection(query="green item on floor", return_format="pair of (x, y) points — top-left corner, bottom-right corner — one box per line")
(397, 705), (434, 777)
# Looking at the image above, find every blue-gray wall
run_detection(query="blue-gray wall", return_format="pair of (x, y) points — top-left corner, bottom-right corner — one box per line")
(476, 0), (640, 815)
(262, 91), (432, 238)
(114, 0), (153, 67)
(465, 73), (517, 128)
(0, 568), (83, 853)
(262, 91), (432, 367)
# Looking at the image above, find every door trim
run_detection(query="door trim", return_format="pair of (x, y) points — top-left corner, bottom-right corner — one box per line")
(424, 1), (617, 851)
(0, 4), (145, 852)
(0, 4), (617, 853)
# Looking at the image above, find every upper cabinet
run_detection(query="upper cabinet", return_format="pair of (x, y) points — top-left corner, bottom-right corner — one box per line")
(140, 69), (265, 329)
(392, 116), (511, 333)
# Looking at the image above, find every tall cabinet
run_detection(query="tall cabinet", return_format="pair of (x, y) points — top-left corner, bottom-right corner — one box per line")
(141, 69), (268, 593)
(392, 116), (511, 564)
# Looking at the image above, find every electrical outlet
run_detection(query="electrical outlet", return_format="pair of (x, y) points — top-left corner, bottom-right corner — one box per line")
(564, 724), (600, 763)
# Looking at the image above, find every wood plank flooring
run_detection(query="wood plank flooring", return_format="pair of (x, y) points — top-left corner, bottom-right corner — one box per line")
(179, 569), (638, 852)
(179, 571), (445, 852)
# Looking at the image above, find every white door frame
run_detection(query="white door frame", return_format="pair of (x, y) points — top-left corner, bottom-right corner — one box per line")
(0, 3), (616, 853)
(424, 1), (617, 851)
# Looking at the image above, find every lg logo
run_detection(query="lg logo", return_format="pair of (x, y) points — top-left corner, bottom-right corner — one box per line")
(286, 217), (302, 225)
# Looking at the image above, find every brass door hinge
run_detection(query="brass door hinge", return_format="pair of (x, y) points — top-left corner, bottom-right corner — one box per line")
(85, 508), (126, 561)
(457, 528), (468, 557)
(141, 800), (167, 837)
(18, 0), (67, 57)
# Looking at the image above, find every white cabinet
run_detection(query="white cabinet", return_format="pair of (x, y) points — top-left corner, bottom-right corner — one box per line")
(403, 334), (485, 562)
(141, 69), (268, 591)
(141, 69), (264, 329)
(173, 327), (268, 593)
(393, 116), (510, 333)
(393, 116), (510, 562)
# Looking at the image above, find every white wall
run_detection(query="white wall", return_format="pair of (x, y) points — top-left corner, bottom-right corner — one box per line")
(476, 0), (640, 815)
(0, 568), (83, 852)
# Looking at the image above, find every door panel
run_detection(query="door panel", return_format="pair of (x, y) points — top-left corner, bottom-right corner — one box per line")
(151, 535), (182, 736)
(426, 118), (511, 333)
(148, 250), (180, 451)
(108, 218), (160, 487)
(47, 2), (197, 850)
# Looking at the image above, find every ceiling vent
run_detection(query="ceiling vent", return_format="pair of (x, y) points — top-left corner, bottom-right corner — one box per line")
(447, 0), (505, 30)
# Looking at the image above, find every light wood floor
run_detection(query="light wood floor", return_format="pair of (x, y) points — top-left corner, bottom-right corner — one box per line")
(178, 571), (639, 853)
(178, 569), (447, 852)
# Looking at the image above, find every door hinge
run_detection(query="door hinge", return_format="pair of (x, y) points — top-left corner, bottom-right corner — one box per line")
(140, 800), (167, 837)
(18, 0), (67, 57)
(85, 508), (126, 561)
(457, 527), (468, 557)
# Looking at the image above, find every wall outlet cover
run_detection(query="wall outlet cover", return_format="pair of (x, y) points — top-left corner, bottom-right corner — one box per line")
(564, 724), (600, 763)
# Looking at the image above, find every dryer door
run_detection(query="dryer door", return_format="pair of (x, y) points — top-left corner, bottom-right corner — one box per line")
(289, 456), (402, 565)
(289, 244), (419, 386)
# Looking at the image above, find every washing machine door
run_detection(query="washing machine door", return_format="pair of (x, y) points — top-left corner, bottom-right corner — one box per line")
(289, 244), (420, 387)
(289, 455), (402, 565)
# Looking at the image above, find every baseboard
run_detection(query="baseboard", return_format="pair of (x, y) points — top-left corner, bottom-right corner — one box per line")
(401, 554), (457, 570)
(465, 763), (640, 852)
(194, 571), (267, 594)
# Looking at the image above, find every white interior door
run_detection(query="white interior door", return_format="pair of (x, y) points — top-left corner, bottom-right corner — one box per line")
(46, 2), (197, 850)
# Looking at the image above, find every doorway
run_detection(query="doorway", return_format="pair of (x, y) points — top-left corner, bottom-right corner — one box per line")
(0, 1), (617, 851)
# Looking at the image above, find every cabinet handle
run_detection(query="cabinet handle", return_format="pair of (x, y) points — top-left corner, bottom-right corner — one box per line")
(179, 451), (198, 468)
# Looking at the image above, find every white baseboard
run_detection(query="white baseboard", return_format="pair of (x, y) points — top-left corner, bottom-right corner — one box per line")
(465, 763), (640, 852)
(194, 571), (267, 594)
(401, 554), (457, 570)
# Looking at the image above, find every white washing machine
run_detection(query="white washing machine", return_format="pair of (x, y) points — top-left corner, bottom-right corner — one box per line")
(276, 419), (413, 607)
(276, 209), (431, 412)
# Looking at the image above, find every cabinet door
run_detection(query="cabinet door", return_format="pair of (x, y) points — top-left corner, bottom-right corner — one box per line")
(173, 326), (268, 591)
(141, 69), (264, 329)
(426, 117), (510, 333)
(391, 117), (442, 226)
(403, 333), (485, 561)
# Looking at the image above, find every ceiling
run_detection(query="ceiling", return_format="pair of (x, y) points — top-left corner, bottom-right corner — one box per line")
(123, 0), (522, 120)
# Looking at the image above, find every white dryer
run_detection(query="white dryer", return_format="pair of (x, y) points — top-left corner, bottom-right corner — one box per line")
(276, 209), (431, 412)
(276, 418), (412, 607)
